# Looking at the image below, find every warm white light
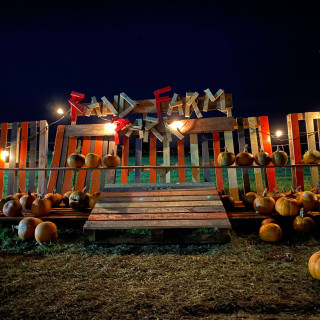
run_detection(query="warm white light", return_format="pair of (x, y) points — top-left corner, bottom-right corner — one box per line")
(1, 150), (9, 161)
(169, 121), (183, 131)
(275, 130), (283, 138)
(105, 122), (116, 133)
(57, 108), (64, 115)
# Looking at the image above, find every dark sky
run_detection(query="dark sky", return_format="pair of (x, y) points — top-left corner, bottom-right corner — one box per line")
(1, 1), (320, 134)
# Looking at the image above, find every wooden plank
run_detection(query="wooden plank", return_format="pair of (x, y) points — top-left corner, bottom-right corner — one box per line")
(259, 116), (277, 192)
(120, 136), (129, 183)
(190, 134), (200, 182)
(224, 131), (239, 200)
(88, 212), (228, 221)
(47, 126), (65, 193)
(177, 138), (186, 183)
(162, 138), (171, 183)
(7, 122), (18, 195)
(212, 132), (224, 191)
(201, 134), (211, 182)
(106, 140), (117, 184)
(99, 137), (109, 191)
(287, 113), (304, 189)
(61, 137), (77, 195)
(0, 122), (8, 197)
(38, 120), (48, 194)
(90, 137), (103, 193)
(85, 139), (95, 191)
(135, 136), (142, 183)
(84, 219), (231, 229)
(149, 133), (157, 183)
(305, 112), (318, 187)
(28, 121), (37, 193)
(75, 137), (91, 191)
(248, 117), (264, 194)
(98, 195), (220, 202)
(237, 118), (250, 193)
(18, 122), (28, 192)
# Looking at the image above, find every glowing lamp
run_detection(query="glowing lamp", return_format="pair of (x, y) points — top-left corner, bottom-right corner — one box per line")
(57, 108), (64, 115)
(169, 121), (183, 131)
(1, 150), (9, 162)
(105, 122), (116, 134)
(275, 130), (283, 138)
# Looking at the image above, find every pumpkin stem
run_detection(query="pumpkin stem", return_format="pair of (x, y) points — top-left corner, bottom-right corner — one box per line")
(28, 190), (31, 196)
(299, 207), (305, 218)
(317, 181), (320, 190)
(221, 188), (226, 195)
(224, 145), (229, 152)
(75, 146), (81, 154)
(276, 145), (280, 152)
(243, 144), (249, 153)
(262, 188), (268, 197)
(296, 185), (302, 192)
(82, 186), (87, 193)
(53, 188), (56, 194)
(282, 185), (286, 193)
(17, 187), (22, 193)
(111, 150), (115, 156)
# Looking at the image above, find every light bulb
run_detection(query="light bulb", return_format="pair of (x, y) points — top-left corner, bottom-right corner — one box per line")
(169, 121), (183, 131)
(275, 130), (283, 138)
(57, 108), (64, 115)
(1, 150), (9, 161)
(105, 122), (116, 133)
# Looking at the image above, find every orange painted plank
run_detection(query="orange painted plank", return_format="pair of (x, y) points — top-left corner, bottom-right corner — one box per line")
(90, 137), (103, 193)
(213, 132), (223, 191)
(18, 122), (28, 192)
(76, 137), (91, 191)
(177, 139), (186, 182)
(260, 116), (277, 192)
(0, 123), (8, 197)
(120, 136), (129, 183)
(62, 137), (77, 195)
(149, 133), (157, 182)
(47, 126), (65, 193)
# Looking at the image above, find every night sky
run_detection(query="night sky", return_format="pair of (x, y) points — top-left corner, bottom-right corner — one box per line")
(1, 1), (320, 135)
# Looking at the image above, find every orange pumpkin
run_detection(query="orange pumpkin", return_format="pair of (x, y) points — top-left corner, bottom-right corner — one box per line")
(20, 191), (37, 211)
(259, 223), (282, 243)
(293, 208), (314, 234)
(311, 181), (320, 194)
(14, 187), (27, 199)
(103, 151), (120, 167)
(34, 222), (58, 243)
(242, 192), (257, 210)
(275, 197), (301, 216)
(235, 145), (255, 166)
(253, 189), (275, 214)
(0, 195), (20, 212)
(18, 217), (42, 240)
(217, 146), (235, 166)
(69, 187), (89, 211)
(3, 200), (22, 217)
(271, 146), (288, 167)
(308, 251), (320, 280)
(254, 149), (271, 166)
(296, 191), (317, 212)
(261, 218), (278, 226)
(219, 189), (235, 211)
(32, 195), (52, 217)
(67, 147), (85, 168)
(44, 189), (63, 207)
(89, 192), (100, 209)
(85, 153), (101, 168)
(303, 150), (320, 164)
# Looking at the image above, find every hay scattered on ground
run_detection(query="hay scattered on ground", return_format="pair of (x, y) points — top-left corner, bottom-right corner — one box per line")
(1, 227), (320, 319)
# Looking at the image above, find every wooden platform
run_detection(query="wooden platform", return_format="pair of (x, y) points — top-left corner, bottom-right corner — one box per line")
(83, 183), (232, 243)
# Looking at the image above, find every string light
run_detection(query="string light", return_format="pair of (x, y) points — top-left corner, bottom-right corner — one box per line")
(104, 122), (116, 133)
(0, 150), (9, 161)
(57, 108), (64, 115)
(275, 130), (283, 138)
(169, 121), (183, 131)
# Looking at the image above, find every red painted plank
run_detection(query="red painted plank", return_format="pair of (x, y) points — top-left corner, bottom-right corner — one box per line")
(18, 122), (28, 192)
(47, 126), (65, 193)
(76, 137), (91, 191)
(90, 137), (103, 193)
(149, 133), (157, 183)
(177, 139), (186, 182)
(0, 123), (8, 197)
(62, 137), (77, 195)
(260, 116), (277, 192)
(212, 132), (224, 191)
(120, 136), (129, 183)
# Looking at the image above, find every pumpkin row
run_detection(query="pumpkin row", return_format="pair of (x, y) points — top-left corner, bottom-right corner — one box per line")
(0, 187), (100, 217)
(68, 150), (120, 168)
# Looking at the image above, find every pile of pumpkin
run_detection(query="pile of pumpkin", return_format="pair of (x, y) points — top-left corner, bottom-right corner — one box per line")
(0, 187), (100, 217)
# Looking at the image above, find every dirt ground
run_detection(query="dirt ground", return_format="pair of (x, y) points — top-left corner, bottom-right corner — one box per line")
(1, 227), (320, 320)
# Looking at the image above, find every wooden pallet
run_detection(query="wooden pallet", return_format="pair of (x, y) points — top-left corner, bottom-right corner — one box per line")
(83, 183), (231, 243)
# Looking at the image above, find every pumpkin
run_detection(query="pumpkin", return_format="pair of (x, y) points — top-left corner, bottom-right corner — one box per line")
(293, 208), (314, 234)
(303, 150), (320, 164)
(253, 189), (275, 214)
(44, 189), (63, 207)
(69, 187), (89, 211)
(242, 192), (257, 210)
(271, 146), (288, 167)
(267, 189), (283, 202)
(235, 145), (254, 166)
(3, 200), (22, 217)
(254, 149), (271, 166)
(219, 189), (235, 211)
(308, 251), (320, 280)
(85, 153), (101, 168)
(18, 217), (42, 240)
(259, 223), (282, 243)
(20, 191), (37, 211)
(35, 222), (58, 243)
(31, 195), (52, 217)
(67, 147), (85, 168)
(311, 181), (320, 194)
(217, 146), (235, 166)
(261, 218), (278, 225)
(275, 196), (301, 216)
(295, 191), (317, 212)
(0, 195), (19, 212)
(14, 187), (27, 199)
(103, 151), (121, 167)
(89, 192), (100, 209)
(62, 187), (75, 207)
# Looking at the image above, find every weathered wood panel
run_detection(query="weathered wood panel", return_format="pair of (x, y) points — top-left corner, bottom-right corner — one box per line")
(190, 134), (200, 182)
(177, 138), (186, 182)
(76, 137), (91, 191)
(149, 133), (157, 183)
(212, 132), (224, 191)
(28, 121), (37, 193)
(90, 137), (103, 193)
(201, 134), (211, 182)
(106, 140), (117, 184)
(162, 138), (170, 183)
(7, 122), (18, 195)
(135, 137), (142, 183)
(38, 120), (48, 194)
(18, 122), (28, 192)
(61, 137), (77, 195)
(120, 136), (129, 183)
(0, 122), (8, 197)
